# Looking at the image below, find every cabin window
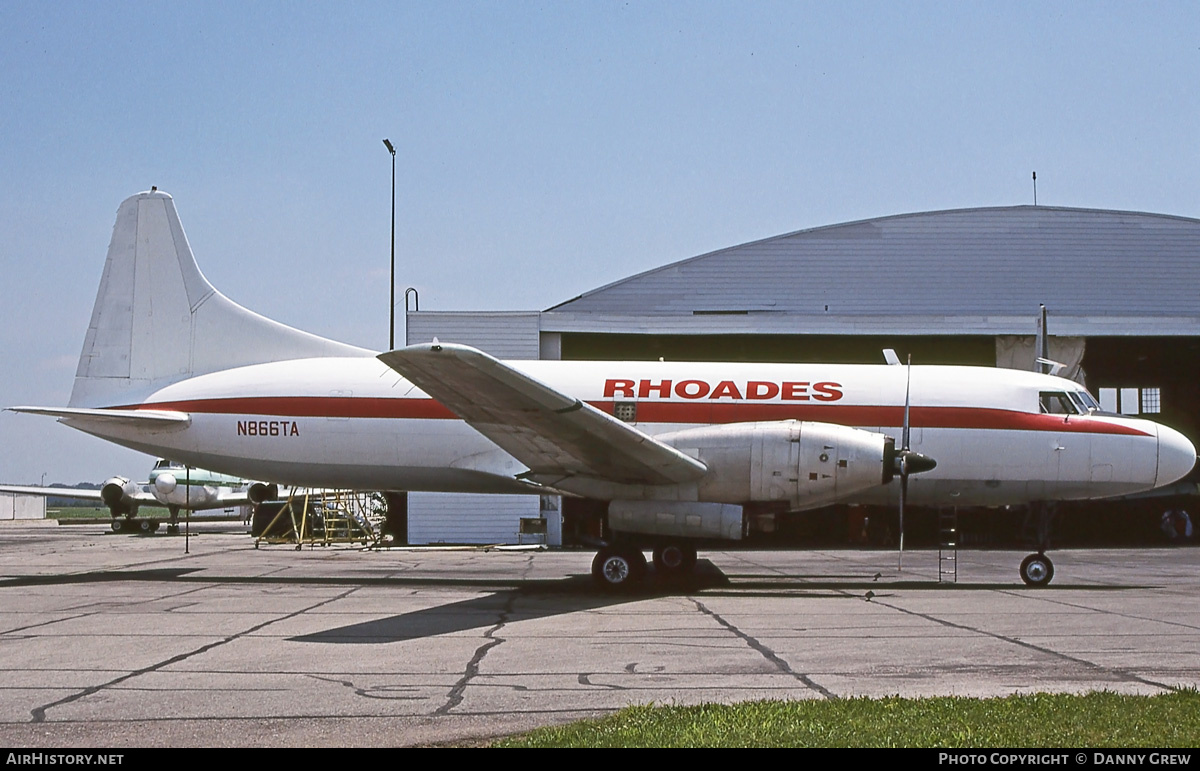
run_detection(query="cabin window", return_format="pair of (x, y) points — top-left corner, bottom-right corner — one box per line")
(1040, 391), (1079, 415)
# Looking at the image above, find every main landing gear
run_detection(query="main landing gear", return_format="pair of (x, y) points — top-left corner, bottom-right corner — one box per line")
(591, 541), (699, 591)
(592, 546), (646, 589)
(110, 517), (160, 534)
(652, 543), (697, 575)
(1018, 502), (1057, 587)
(108, 505), (183, 535)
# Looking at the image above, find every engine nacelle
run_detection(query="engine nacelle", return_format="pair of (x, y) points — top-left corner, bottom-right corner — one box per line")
(100, 476), (141, 516)
(248, 482), (280, 504)
(609, 500), (745, 540)
(655, 420), (891, 510)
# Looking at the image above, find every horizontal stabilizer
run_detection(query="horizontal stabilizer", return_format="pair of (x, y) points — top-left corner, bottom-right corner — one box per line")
(9, 406), (190, 426)
(378, 342), (709, 487)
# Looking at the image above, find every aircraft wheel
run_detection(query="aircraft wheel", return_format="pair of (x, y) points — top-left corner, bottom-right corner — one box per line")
(592, 547), (647, 591)
(138, 519), (153, 534)
(167, 524), (180, 535)
(1019, 553), (1054, 587)
(110, 519), (124, 533)
(652, 543), (697, 575)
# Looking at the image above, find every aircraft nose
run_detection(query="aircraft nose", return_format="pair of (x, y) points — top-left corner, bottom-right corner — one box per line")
(1157, 425), (1197, 487)
(154, 473), (177, 495)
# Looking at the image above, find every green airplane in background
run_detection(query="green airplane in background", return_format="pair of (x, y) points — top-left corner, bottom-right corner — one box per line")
(0, 459), (279, 533)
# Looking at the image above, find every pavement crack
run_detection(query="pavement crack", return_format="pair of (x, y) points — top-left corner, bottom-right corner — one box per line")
(435, 593), (515, 715)
(578, 673), (624, 690)
(29, 585), (360, 723)
(870, 595), (1183, 692)
(691, 598), (837, 699)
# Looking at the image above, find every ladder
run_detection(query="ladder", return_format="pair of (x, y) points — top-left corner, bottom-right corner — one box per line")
(253, 489), (383, 549)
(938, 507), (958, 583)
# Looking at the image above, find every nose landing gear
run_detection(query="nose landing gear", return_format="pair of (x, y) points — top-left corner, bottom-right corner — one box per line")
(1018, 502), (1057, 587)
(1019, 552), (1055, 587)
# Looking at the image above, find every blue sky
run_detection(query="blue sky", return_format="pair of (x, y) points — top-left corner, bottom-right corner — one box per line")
(2, 1), (1198, 483)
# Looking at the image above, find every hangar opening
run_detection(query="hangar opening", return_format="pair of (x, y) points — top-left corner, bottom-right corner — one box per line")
(409, 204), (1200, 549)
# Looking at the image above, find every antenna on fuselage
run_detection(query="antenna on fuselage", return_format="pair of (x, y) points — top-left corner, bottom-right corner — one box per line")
(1036, 357), (1066, 376)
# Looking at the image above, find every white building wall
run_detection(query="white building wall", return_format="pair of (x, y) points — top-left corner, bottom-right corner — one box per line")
(0, 494), (46, 520)
(403, 310), (561, 545)
(408, 493), (558, 545)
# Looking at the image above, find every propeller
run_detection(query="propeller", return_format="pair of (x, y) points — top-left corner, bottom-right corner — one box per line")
(893, 354), (937, 570)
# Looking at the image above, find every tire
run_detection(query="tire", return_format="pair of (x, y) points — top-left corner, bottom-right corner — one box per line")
(138, 519), (153, 534)
(111, 519), (124, 533)
(652, 543), (697, 575)
(1019, 553), (1055, 587)
(591, 547), (647, 591)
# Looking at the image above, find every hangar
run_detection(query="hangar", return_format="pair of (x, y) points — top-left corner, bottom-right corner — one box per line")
(406, 204), (1200, 547)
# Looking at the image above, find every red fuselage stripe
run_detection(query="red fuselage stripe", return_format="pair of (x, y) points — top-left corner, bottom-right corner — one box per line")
(114, 396), (1152, 436)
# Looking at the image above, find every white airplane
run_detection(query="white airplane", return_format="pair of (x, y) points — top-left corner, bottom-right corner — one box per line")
(10, 190), (1197, 586)
(0, 459), (277, 533)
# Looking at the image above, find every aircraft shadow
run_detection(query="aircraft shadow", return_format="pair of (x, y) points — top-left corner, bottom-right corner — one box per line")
(290, 561), (733, 643)
(0, 563), (1139, 643)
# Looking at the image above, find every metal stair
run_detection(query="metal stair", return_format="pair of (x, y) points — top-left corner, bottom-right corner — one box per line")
(938, 507), (958, 583)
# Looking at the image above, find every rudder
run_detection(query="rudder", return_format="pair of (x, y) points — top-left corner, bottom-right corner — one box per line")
(70, 189), (370, 407)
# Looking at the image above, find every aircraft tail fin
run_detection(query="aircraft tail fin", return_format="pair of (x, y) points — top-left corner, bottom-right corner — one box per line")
(70, 189), (370, 407)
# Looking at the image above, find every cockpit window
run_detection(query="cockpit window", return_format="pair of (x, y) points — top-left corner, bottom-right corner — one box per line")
(1067, 392), (1089, 412)
(1077, 391), (1100, 411)
(1040, 391), (1080, 415)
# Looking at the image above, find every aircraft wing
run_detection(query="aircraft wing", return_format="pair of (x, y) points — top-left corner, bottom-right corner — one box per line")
(378, 343), (708, 487)
(0, 484), (173, 506)
(0, 485), (106, 501)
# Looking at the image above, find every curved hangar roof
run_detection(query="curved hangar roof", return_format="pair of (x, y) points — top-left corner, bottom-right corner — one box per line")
(543, 206), (1200, 337)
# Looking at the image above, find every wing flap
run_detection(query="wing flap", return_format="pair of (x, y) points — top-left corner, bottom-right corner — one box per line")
(378, 343), (707, 486)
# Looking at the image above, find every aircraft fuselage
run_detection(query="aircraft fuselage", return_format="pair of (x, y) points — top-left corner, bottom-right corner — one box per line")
(63, 356), (1195, 510)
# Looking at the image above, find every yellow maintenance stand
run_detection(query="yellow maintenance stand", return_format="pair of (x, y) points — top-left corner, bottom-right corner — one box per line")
(253, 489), (385, 550)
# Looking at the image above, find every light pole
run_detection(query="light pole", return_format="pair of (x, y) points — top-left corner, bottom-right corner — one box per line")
(383, 138), (397, 350)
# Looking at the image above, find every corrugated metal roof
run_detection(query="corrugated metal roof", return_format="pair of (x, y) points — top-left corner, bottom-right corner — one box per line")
(406, 311), (542, 359)
(543, 206), (1200, 335)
